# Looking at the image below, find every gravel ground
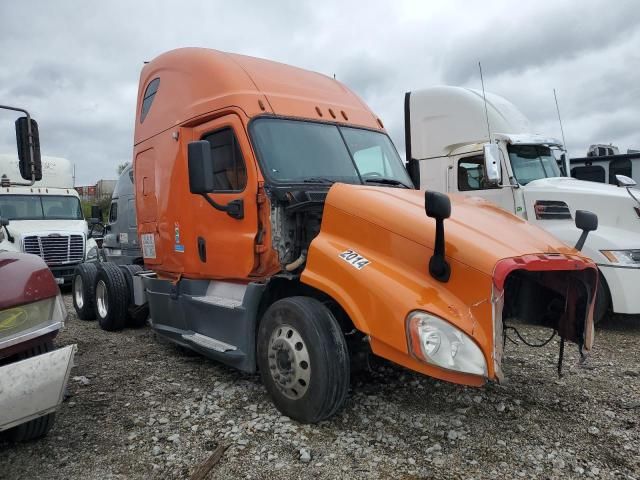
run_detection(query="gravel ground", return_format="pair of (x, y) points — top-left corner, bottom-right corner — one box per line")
(1, 293), (639, 480)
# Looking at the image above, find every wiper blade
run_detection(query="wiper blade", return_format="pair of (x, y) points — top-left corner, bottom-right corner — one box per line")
(364, 178), (411, 188)
(302, 177), (337, 184)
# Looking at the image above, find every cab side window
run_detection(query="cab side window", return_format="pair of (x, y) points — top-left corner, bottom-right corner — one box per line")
(458, 155), (498, 191)
(140, 78), (160, 123)
(108, 201), (118, 223)
(202, 128), (247, 192)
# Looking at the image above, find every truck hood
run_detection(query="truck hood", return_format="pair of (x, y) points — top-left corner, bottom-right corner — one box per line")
(523, 177), (640, 241)
(5, 220), (88, 239)
(524, 176), (636, 202)
(322, 184), (577, 275)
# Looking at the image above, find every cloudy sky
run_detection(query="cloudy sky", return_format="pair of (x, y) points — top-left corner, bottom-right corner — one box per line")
(0, 0), (638, 184)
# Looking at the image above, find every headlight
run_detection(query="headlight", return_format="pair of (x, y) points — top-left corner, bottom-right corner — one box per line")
(406, 311), (487, 376)
(601, 250), (640, 267)
(0, 294), (66, 346)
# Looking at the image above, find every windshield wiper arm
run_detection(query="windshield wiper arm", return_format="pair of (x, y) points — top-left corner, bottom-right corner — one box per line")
(364, 178), (411, 188)
(302, 177), (337, 184)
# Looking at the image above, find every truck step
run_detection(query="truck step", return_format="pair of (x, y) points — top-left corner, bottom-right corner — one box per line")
(190, 295), (243, 309)
(182, 332), (237, 352)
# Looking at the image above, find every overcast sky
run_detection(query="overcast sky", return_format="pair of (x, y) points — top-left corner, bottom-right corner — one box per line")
(0, 0), (638, 184)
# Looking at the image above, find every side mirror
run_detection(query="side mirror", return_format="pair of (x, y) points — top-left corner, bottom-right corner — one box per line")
(574, 210), (598, 251)
(616, 174), (637, 188)
(425, 191), (451, 282)
(188, 141), (215, 194)
(187, 140), (244, 220)
(90, 205), (103, 221)
(15, 116), (42, 182)
(0, 217), (9, 227)
(89, 217), (101, 225)
(559, 153), (568, 176)
(483, 143), (502, 186)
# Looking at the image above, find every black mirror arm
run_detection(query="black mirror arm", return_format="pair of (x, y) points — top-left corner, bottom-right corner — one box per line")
(574, 210), (598, 251)
(574, 231), (589, 251)
(3, 225), (14, 243)
(201, 194), (244, 220)
(429, 218), (451, 282)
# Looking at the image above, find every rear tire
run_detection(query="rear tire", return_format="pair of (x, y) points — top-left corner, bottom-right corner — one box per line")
(94, 263), (128, 331)
(73, 263), (98, 320)
(119, 264), (148, 328)
(257, 297), (350, 423)
(5, 342), (56, 441)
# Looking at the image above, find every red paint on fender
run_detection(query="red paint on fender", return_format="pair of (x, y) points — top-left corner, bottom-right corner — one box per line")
(0, 251), (59, 310)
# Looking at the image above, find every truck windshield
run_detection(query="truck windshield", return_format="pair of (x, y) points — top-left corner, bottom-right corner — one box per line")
(0, 195), (83, 220)
(508, 145), (562, 185)
(250, 118), (413, 187)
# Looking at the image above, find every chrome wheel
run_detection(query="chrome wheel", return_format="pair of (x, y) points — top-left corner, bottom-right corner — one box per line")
(96, 280), (109, 319)
(73, 275), (84, 309)
(267, 324), (311, 399)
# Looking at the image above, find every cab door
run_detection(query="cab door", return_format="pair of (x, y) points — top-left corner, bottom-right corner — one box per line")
(186, 114), (259, 280)
(453, 153), (516, 213)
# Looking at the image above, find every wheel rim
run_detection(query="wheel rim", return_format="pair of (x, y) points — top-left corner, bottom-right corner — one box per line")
(267, 324), (311, 399)
(73, 275), (84, 309)
(96, 280), (109, 319)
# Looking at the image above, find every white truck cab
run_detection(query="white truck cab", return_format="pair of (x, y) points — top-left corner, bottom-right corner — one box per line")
(0, 154), (97, 285)
(405, 86), (640, 321)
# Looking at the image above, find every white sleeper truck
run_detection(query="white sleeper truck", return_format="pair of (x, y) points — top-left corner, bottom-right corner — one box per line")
(404, 86), (640, 322)
(0, 106), (97, 285)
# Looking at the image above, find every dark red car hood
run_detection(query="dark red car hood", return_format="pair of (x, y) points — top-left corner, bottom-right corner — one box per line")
(0, 251), (58, 310)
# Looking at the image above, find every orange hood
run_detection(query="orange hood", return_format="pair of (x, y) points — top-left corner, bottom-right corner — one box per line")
(324, 184), (579, 275)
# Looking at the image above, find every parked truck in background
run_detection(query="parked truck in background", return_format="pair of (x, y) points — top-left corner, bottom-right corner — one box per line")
(570, 143), (640, 185)
(0, 105), (76, 442)
(73, 49), (598, 423)
(72, 164), (144, 323)
(0, 108), (99, 285)
(100, 164), (142, 265)
(404, 86), (640, 323)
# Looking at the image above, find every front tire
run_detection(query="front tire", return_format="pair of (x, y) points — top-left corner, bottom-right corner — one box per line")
(94, 263), (129, 331)
(73, 263), (98, 320)
(257, 297), (350, 423)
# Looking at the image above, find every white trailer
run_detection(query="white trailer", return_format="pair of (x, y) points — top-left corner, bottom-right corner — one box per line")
(405, 86), (640, 322)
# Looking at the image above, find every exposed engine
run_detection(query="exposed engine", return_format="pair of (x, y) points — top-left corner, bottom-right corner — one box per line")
(267, 187), (328, 269)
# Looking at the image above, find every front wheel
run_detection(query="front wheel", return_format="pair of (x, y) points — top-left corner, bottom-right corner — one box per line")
(257, 297), (350, 423)
(94, 263), (129, 331)
(73, 263), (98, 320)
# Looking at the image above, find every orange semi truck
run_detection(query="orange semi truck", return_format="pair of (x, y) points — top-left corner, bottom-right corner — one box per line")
(72, 48), (598, 423)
